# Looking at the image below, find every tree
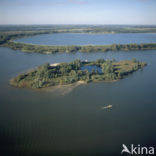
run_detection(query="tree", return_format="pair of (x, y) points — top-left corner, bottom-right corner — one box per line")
(102, 62), (114, 74)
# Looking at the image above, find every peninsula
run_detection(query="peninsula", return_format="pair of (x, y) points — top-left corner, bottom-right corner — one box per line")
(10, 58), (147, 89)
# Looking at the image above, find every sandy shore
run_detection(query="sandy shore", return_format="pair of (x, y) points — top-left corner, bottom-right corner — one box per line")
(38, 81), (87, 95)
(50, 63), (60, 67)
(36, 79), (118, 95)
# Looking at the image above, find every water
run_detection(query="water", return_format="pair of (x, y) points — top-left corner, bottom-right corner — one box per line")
(15, 33), (156, 46)
(81, 65), (102, 73)
(1, 33), (156, 156)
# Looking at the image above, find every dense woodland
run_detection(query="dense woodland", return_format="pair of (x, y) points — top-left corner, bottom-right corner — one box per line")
(10, 59), (146, 89)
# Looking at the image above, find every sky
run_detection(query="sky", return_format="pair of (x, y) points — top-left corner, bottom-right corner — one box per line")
(0, 0), (156, 25)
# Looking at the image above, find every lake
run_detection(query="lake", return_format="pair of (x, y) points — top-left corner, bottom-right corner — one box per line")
(15, 33), (156, 45)
(1, 33), (156, 156)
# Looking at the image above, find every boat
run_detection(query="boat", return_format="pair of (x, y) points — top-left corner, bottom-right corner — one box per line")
(101, 105), (112, 110)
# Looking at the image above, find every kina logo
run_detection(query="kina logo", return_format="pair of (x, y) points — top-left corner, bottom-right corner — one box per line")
(121, 144), (155, 155)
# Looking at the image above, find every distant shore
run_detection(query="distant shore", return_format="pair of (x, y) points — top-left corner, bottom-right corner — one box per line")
(1, 26), (156, 54)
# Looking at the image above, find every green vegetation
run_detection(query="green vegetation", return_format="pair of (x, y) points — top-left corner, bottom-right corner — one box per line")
(3, 41), (156, 54)
(10, 59), (147, 89)
(0, 30), (57, 45)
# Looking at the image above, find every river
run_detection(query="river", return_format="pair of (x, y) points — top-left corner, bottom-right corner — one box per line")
(0, 33), (156, 156)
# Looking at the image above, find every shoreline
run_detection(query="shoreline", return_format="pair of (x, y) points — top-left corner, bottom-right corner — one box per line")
(4, 41), (156, 54)
(25, 80), (118, 95)
(35, 81), (87, 95)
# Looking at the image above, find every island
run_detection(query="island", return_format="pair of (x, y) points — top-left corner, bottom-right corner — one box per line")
(10, 58), (147, 89)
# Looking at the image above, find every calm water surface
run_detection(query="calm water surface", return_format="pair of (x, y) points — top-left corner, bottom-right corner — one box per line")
(1, 33), (156, 156)
(81, 65), (102, 73)
(15, 33), (156, 45)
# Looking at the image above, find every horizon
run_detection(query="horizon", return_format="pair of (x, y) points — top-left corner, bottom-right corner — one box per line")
(0, 23), (156, 26)
(0, 0), (156, 25)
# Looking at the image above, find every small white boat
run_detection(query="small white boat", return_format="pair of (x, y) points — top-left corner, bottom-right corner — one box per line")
(101, 105), (112, 110)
